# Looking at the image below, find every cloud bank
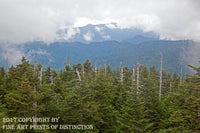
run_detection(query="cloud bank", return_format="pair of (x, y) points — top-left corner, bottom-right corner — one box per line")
(83, 32), (93, 41)
(1, 0), (200, 44)
(0, 0), (200, 64)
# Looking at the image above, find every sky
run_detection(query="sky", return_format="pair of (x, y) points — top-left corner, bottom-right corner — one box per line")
(0, 0), (200, 64)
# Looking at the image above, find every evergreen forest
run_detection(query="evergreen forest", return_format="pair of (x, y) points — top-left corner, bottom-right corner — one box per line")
(0, 57), (200, 133)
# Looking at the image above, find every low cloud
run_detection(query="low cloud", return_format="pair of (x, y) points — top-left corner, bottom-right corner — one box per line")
(26, 48), (50, 57)
(95, 27), (102, 32)
(1, 0), (200, 64)
(106, 23), (117, 29)
(57, 26), (80, 41)
(95, 26), (110, 40)
(83, 32), (93, 41)
(1, 0), (199, 44)
(0, 44), (24, 65)
(102, 35), (110, 40)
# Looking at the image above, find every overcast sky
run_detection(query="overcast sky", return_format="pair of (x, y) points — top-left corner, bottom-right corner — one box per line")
(0, 0), (200, 64)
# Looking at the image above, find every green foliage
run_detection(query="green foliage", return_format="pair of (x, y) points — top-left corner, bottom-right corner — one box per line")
(0, 57), (199, 132)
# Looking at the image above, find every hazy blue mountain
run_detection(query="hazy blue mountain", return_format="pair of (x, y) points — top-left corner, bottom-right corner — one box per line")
(18, 37), (192, 75)
(0, 24), (192, 75)
(121, 35), (158, 45)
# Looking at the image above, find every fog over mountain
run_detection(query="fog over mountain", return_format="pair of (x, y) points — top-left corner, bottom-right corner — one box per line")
(56, 23), (158, 43)
(0, 0), (200, 70)
(0, 23), (197, 76)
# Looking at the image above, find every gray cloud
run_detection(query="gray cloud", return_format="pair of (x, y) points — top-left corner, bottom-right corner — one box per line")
(83, 31), (93, 41)
(1, 0), (200, 44)
(0, 44), (24, 65)
(0, 0), (200, 64)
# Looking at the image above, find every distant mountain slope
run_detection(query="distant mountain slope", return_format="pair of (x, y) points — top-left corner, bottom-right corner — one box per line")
(17, 37), (191, 75)
(0, 28), (192, 75)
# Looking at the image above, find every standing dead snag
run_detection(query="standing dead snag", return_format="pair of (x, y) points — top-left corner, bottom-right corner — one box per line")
(132, 64), (135, 82)
(33, 85), (37, 109)
(67, 50), (70, 67)
(34, 54), (36, 72)
(82, 64), (85, 78)
(120, 60), (123, 84)
(6, 57), (8, 75)
(50, 67), (54, 84)
(180, 58), (183, 84)
(64, 60), (67, 69)
(95, 63), (97, 74)
(159, 52), (163, 101)
(39, 66), (43, 87)
(33, 54), (37, 125)
(137, 61), (139, 90)
(170, 82), (172, 92)
(76, 68), (81, 81)
(105, 60), (107, 75)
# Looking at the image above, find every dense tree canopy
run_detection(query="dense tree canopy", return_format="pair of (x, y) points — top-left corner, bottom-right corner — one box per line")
(0, 57), (199, 132)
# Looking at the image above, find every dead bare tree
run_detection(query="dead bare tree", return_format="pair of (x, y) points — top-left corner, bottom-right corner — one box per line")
(137, 61), (139, 90)
(170, 82), (172, 92)
(39, 66), (43, 86)
(95, 63), (97, 74)
(180, 58), (183, 84)
(76, 68), (81, 81)
(57, 98), (59, 106)
(6, 57), (8, 74)
(34, 53), (37, 73)
(82, 64), (85, 78)
(105, 60), (107, 75)
(50, 67), (54, 84)
(33, 54), (37, 125)
(159, 52), (163, 101)
(132, 64), (135, 82)
(120, 60), (123, 83)
(64, 60), (67, 69)
(67, 50), (70, 67)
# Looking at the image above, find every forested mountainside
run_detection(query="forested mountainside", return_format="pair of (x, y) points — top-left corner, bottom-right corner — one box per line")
(1, 36), (191, 75)
(0, 57), (199, 132)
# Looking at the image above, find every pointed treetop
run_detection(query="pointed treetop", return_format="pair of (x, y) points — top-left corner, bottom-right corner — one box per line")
(67, 49), (70, 66)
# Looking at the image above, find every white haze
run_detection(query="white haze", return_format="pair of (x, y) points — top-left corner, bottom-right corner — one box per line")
(0, 0), (200, 64)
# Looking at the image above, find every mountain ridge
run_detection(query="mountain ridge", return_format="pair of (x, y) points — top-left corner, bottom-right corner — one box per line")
(0, 24), (193, 75)
(16, 37), (191, 75)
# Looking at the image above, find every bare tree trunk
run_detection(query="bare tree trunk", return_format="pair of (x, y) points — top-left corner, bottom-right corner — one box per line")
(33, 57), (37, 126)
(120, 60), (123, 84)
(159, 52), (163, 101)
(34, 53), (37, 73)
(64, 60), (67, 71)
(50, 67), (54, 84)
(132, 64), (135, 82)
(68, 50), (70, 67)
(82, 65), (84, 78)
(76, 68), (81, 81)
(180, 58), (183, 84)
(105, 60), (107, 75)
(6, 57), (8, 74)
(33, 86), (37, 109)
(137, 61), (139, 90)
(39, 66), (43, 87)
(57, 98), (59, 106)
(95, 63), (97, 74)
(170, 82), (172, 92)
